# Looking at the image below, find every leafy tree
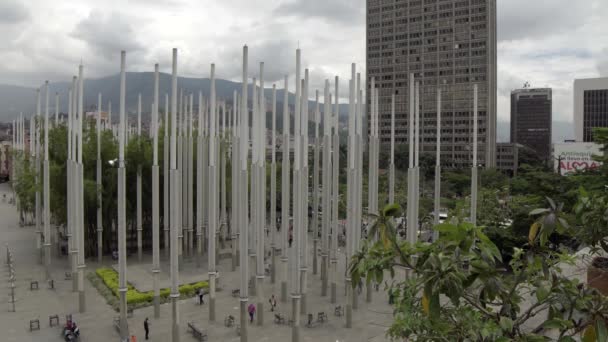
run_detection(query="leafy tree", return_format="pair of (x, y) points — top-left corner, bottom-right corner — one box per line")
(350, 201), (608, 341)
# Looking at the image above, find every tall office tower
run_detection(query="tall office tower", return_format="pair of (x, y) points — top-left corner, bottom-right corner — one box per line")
(510, 87), (552, 161)
(366, 0), (497, 168)
(574, 77), (608, 142)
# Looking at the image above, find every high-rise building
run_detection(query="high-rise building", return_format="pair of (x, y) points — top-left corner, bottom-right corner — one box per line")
(574, 77), (608, 142)
(366, 0), (497, 168)
(510, 88), (552, 161)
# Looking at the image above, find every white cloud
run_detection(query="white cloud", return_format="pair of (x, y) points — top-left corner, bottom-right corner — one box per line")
(1, 0), (607, 125)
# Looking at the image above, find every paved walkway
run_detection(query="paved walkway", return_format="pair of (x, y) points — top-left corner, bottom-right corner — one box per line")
(0, 182), (396, 342)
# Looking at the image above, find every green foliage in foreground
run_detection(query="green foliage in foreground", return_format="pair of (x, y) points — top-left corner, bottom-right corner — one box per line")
(351, 201), (608, 341)
(95, 267), (208, 307)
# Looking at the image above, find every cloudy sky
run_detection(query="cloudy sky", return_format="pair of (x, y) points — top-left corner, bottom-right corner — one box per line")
(1, 0), (607, 123)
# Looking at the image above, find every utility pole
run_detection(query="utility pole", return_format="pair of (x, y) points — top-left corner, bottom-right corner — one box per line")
(152, 64), (161, 318)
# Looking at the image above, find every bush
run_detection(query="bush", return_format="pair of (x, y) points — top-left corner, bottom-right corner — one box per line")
(94, 267), (208, 307)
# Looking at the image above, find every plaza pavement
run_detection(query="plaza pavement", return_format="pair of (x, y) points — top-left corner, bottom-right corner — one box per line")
(0, 182), (396, 342)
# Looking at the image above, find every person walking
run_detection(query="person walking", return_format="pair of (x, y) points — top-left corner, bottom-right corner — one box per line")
(143, 318), (150, 340)
(248, 303), (256, 322)
(269, 294), (277, 312)
(198, 289), (205, 305)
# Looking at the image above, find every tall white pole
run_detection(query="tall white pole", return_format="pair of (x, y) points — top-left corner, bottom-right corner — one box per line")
(239, 45), (249, 342)
(117, 52), (129, 339)
(187, 93), (194, 258)
(169, 48), (181, 342)
(35, 88), (41, 263)
(414, 82), (420, 242)
(208, 63), (219, 322)
(152, 64), (161, 318)
(321, 80), (331, 297)
(164, 92), (170, 260)
(231, 90), (239, 271)
(43, 81), (51, 280)
(270, 84), (277, 284)
(196, 91), (204, 268)
(137, 93), (143, 262)
(345, 65), (355, 328)
(354, 74), (363, 310)
(300, 69), (309, 316)
(389, 93), (395, 204)
(312, 90), (320, 279)
(330, 76), (339, 304)
(471, 85), (478, 225)
(406, 74), (416, 246)
(280, 75), (290, 303)
(77, 64), (86, 313)
(97, 93), (103, 263)
(256, 62), (266, 326)
(291, 48), (302, 342)
(249, 77), (258, 298)
(433, 89), (442, 241)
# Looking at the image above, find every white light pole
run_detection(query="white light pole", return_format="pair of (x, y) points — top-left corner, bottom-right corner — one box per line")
(208, 63), (218, 322)
(169, 48), (181, 342)
(152, 63), (161, 318)
(238, 45), (250, 342)
(389, 93), (395, 204)
(77, 64), (86, 313)
(270, 84), (277, 284)
(433, 89), (442, 240)
(330, 77), (340, 304)
(231, 90), (239, 271)
(321, 80), (331, 297)
(471, 85), (479, 225)
(291, 48), (302, 342)
(97, 93), (103, 263)
(117, 52), (129, 339)
(197, 91), (204, 268)
(345, 65), (355, 328)
(43, 81), (51, 280)
(312, 90), (320, 278)
(280, 75), (290, 303)
(137, 93), (143, 262)
(164, 93), (170, 260)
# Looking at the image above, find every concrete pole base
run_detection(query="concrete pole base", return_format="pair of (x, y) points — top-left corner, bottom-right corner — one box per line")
(366, 283), (372, 303)
(178, 255), (183, 271)
(171, 297), (180, 342)
(256, 301), (264, 326)
(78, 290), (86, 313)
(300, 292), (307, 315)
(137, 231), (143, 262)
(270, 251), (276, 284)
(280, 281), (287, 303)
(291, 297), (300, 342)
(119, 291), (130, 340)
(209, 297), (216, 322)
(312, 240), (318, 275)
(330, 282), (337, 304)
(250, 275), (257, 297)
(320, 256), (328, 297)
(346, 279), (352, 328)
(154, 296), (160, 318)
(97, 231), (102, 264)
(231, 254), (237, 271)
(239, 300), (248, 342)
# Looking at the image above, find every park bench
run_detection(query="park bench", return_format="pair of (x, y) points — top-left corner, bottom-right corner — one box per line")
(49, 314), (59, 327)
(334, 306), (343, 317)
(274, 313), (286, 325)
(224, 315), (235, 327)
(317, 312), (327, 323)
(187, 321), (208, 341)
(30, 319), (40, 331)
(231, 289), (240, 297)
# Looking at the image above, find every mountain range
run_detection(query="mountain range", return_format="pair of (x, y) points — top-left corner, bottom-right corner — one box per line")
(0, 72), (574, 142)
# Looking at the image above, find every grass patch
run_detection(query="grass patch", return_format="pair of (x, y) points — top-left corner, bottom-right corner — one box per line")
(89, 267), (208, 311)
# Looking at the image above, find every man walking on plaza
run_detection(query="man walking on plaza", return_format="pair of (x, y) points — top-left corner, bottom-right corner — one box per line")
(143, 318), (149, 340)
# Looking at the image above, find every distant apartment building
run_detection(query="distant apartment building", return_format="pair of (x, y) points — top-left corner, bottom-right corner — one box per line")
(510, 88), (552, 161)
(366, 0), (497, 168)
(574, 77), (608, 142)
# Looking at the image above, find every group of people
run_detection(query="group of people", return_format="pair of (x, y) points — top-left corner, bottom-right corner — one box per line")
(140, 293), (280, 339)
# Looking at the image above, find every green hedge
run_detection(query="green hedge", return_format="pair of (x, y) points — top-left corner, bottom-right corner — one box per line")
(95, 267), (208, 306)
